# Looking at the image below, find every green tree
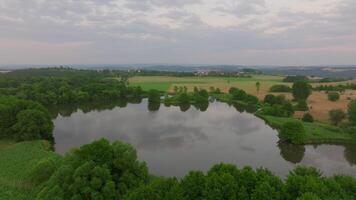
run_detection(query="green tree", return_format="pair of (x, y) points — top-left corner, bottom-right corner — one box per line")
(181, 171), (206, 200)
(347, 100), (356, 124)
(256, 82), (261, 93)
(12, 109), (54, 141)
(302, 113), (314, 123)
(296, 192), (321, 200)
(295, 100), (308, 111)
(123, 178), (183, 200)
(327, 92), (340, 101)
(292, 81), (312, 101)
(329, 109), (346, 126)
(279, 121), (306, 144)
(148, 89), (161, 103)
(37, 139), (149, 200)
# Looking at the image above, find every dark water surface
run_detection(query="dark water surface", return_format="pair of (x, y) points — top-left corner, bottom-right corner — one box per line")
(53, 100), (356, 177)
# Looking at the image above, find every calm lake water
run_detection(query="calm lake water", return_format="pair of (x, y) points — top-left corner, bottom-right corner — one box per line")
(53, 100), (356, 177)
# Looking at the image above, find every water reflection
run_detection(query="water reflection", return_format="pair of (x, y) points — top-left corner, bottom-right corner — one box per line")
(52, 100), (356, 177)
(278, 143), (305, 164)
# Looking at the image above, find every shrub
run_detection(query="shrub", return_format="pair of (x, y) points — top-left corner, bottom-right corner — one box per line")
(279, 121), (306, 144)
(264, 94), (287, 105)
(148, 89), (161, 103)
(302, 113), (314, 122)
(270, 84), (292, 92)
(327, 92), (340, 101)
(29, 157), (60, 186)
(295, 100), (308, 111)
(329, 109), (346, 126)
(347, 100), (356, 124)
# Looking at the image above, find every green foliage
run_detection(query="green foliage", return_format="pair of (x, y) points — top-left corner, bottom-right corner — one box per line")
(178, 93), (191, 104)
(260, 102), (294, 118)
(12, 109), (53, 141)
(327, 92), (340, 101)
(270, 84), (292, 92)
(279, 121), (306, 144)
(0, 97), (53, 141)
(283, 76), (309, 83)
(0, 141), (61, 199)
(256, 82), (261, 93)
(292, 81), (312, 101)
(264, 94), (287, 105)
(148, 89), (161, 103)
(29, 157), (60, 186)
(123, 178), (183, 200)
(348, 100), (356, 124)
(295, 100), (309, 111)
(36, 139), (149, 200)
(296, 192), (321, 200)
(181, 171), (206, 200)
(229, 87), (259, 105)
(329, 109), (346, 126)
(302, 113), (314, 123)
(2, 140), (356, 200)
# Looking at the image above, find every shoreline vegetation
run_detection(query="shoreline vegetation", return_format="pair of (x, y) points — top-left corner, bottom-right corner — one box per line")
(1, 68), (356, 199)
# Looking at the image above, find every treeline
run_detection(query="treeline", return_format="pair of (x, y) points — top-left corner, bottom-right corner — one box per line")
(283, 75), (349, 83)
(0, 97), (53, 141)
(146, 87), (215, 112)
(0, 71), (144, 106)
(314, 83), (356, 92)
(34, 139), (356, 200)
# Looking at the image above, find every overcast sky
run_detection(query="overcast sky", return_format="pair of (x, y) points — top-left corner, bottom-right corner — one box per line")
(0, 0), (356, 66)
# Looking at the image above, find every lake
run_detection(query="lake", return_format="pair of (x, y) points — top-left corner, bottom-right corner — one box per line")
(53, 100), (356, 177)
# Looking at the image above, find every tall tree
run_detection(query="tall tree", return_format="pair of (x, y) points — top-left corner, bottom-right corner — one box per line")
(347, 100), (356, 124)
(292, 81), (312, 101)
(256, 82), (261, 94)
(329, 109), (346, 126)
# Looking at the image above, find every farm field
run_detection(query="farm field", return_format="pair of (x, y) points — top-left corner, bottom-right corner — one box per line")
(129, 75), (356, 123)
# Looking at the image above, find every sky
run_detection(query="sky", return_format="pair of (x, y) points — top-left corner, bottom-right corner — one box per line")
(0, 0), (356, 66)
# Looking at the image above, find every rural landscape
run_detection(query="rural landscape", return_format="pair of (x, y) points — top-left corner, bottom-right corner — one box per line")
(1, 0), (356, 199)
(0, 67), (356, 200)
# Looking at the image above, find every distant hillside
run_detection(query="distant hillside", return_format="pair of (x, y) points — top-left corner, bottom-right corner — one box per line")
(260, 66), (356, 78)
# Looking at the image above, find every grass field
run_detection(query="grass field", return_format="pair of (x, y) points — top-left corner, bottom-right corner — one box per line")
(129, 75), (356, 123)
(259, 115), (356, 144)
(0, 140), (61, 200)
(129, 75), (285, 98)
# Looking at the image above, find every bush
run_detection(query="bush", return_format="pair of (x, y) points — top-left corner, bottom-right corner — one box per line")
(295, 100), (308, 111)
(329, 109), (346, 126)
(261, 103), (294, 117)
(347, 100), (356, 124)
(270, 85), (292, 92)
(264, 94), (287, 105)
(302, 113), (314, 122)
(29, 157), (60, 186)
(148, 89), (161, 103)
(327, 92), (340, 101)
(279, 121), (306, 144)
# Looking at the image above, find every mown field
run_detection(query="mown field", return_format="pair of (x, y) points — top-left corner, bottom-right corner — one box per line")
(0, 141), (61, 200)
(129, 75), (356, 123)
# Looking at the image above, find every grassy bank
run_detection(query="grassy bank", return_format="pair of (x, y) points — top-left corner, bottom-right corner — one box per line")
(258, 114), (356, 144)
(0, 140), (61, 200)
